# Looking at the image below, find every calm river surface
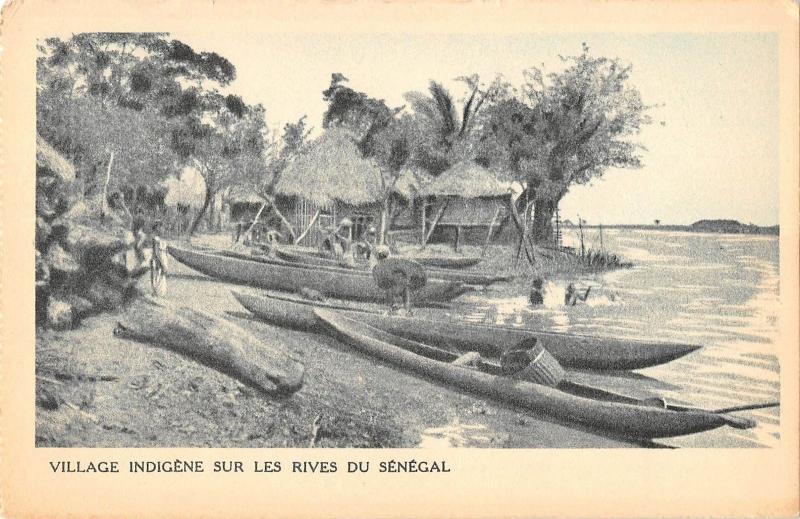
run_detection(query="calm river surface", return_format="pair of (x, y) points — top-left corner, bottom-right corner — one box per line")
(445, 229), (780, 448)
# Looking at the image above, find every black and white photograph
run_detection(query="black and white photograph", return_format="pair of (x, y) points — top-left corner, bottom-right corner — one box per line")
(31, 27), (784, 451)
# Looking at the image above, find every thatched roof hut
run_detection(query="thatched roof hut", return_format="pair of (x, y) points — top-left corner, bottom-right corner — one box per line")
(418, 161), (508, 198)
(36, 134), (75, 182)
(275, 128), (384, 207)
(392, 167), (434, 201)
(417, 161), (511, 251)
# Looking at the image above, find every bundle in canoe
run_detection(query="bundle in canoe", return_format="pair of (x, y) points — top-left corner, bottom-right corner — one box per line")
(274, 249), (512, 286)
(313, 308), (754, 439)
(168, 246), (470, 305)
(232, 291), (702, 371)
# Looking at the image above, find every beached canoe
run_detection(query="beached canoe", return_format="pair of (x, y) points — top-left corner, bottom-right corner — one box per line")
(274, 249), (512, 286)
(278, 248), (480, 269)
(313, 308), (753, 439)
(168, 246), (470, 304)
(231, 291), (702, 371)
(405, 255), (481, 269)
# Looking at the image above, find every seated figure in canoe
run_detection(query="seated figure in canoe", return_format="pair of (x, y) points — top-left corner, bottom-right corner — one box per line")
(320, 218), (354, 265)
(352, 225), (377, 261)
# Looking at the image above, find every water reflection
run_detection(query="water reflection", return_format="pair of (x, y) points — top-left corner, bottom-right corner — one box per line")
(442, 230), (781, 448)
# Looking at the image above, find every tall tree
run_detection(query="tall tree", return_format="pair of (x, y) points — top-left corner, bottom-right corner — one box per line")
(480, 45), (653, 243)
(321, 74), (411, 243)
(403, 75), (508, 175)
(169, 93), (267, 235)
(37, 33), (239, 210)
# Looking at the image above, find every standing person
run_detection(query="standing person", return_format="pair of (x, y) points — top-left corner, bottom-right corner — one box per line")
(233, 219), (243, 245)
(150, 222), (168, 297)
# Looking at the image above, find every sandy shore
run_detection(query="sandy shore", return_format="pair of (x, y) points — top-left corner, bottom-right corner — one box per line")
(36, 238), (645, 448)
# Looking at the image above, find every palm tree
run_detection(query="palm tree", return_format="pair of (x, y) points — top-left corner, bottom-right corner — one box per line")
(404, 76), (506, 175)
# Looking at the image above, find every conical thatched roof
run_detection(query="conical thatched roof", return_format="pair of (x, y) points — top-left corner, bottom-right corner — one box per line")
(36, 134), (75, 182)
(418, 161), (509, 198)
(275, 129), (384, 207)
(392, 167), (434, 200)
(223, 185), (263, 205)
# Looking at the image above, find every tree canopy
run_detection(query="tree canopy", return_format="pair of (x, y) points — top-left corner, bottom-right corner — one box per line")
(479, 44), (653, 241)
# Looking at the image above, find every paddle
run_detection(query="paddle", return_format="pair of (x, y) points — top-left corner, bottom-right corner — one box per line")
(712, 401), (780, 414)
(665, 401), (779, 430)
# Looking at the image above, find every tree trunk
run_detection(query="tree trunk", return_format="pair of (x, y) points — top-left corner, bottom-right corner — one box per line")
(378, 197), (389, 245)
(100, 151), (114, 218)
(257, 193), (297, 243)
(114, 297), (304, 394)
(189, 187), (214, 236)
(531, 198), (557, 244)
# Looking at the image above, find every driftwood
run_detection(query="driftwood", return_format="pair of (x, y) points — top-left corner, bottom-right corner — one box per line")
(114, 297), (305, 395)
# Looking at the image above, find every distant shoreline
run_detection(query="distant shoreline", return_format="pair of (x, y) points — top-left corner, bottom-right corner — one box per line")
(571, 221), (779, 236)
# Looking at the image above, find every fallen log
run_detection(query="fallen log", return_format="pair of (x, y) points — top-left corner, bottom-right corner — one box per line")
(114, 297), (305, 395)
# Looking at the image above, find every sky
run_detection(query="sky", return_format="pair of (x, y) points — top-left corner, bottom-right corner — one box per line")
(172, 31), (779, 226)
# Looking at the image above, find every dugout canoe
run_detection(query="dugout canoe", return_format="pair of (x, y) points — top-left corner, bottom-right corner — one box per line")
(168, 246), (469, 304)
(279, 248), (480, 270)
(314, 308), (754, 439)
(231, 291), (702, 371)
(274, 249), (512, 286)
(404, 255), (481, 269)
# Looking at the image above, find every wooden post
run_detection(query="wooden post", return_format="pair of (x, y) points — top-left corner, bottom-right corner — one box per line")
(481, 205), (502, 257)
(100, 151), (114, 218)
(295, 209), (321, 244)
(508, 197), (535, 265)
(423, 199), (449, 246)
(578, 215), (585, 259)
(420, 200), (427, 245)
(454, 226), (461, 252)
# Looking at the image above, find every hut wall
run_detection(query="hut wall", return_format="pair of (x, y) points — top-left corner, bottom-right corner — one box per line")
(280, 197), (381, 247)
(432, 196), (507, 226)
(424, 195), (511, 246)
(388, 194), (417, 230)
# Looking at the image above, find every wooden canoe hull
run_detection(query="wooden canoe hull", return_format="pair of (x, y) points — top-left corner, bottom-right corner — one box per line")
(275, 249), (512, 286)
(313, 308), (738, 439)
(280, 248), (481, 269)
(405, 256), (481, 269)
(168, 246), (469, 304)
(232, 291), (702, 371)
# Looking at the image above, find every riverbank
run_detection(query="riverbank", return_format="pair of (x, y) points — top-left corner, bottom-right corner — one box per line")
(35, 234), (643, 448)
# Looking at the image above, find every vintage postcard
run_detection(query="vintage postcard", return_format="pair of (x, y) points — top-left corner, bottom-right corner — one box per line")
(1, 0), (798, 517)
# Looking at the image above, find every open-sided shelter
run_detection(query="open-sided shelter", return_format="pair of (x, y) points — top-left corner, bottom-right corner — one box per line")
(273, 128), (385, 246)
(417, 161), (511, 251)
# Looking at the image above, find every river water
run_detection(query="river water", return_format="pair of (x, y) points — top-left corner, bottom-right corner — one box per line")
(444, 228), (781, 448)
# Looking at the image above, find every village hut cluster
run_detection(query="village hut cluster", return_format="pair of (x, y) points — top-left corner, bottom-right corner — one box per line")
(34, 123), (775, 450)
(221, 129), (515, 254)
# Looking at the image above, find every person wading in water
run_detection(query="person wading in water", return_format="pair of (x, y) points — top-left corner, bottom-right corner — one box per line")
(529, 277), (545, 306)
(564, 283), (591, 306)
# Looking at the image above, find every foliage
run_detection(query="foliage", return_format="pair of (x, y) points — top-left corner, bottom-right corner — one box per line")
(37, 33), (268, 235)
(403, 75), (509, 175)
(479, 44), (653, 241)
